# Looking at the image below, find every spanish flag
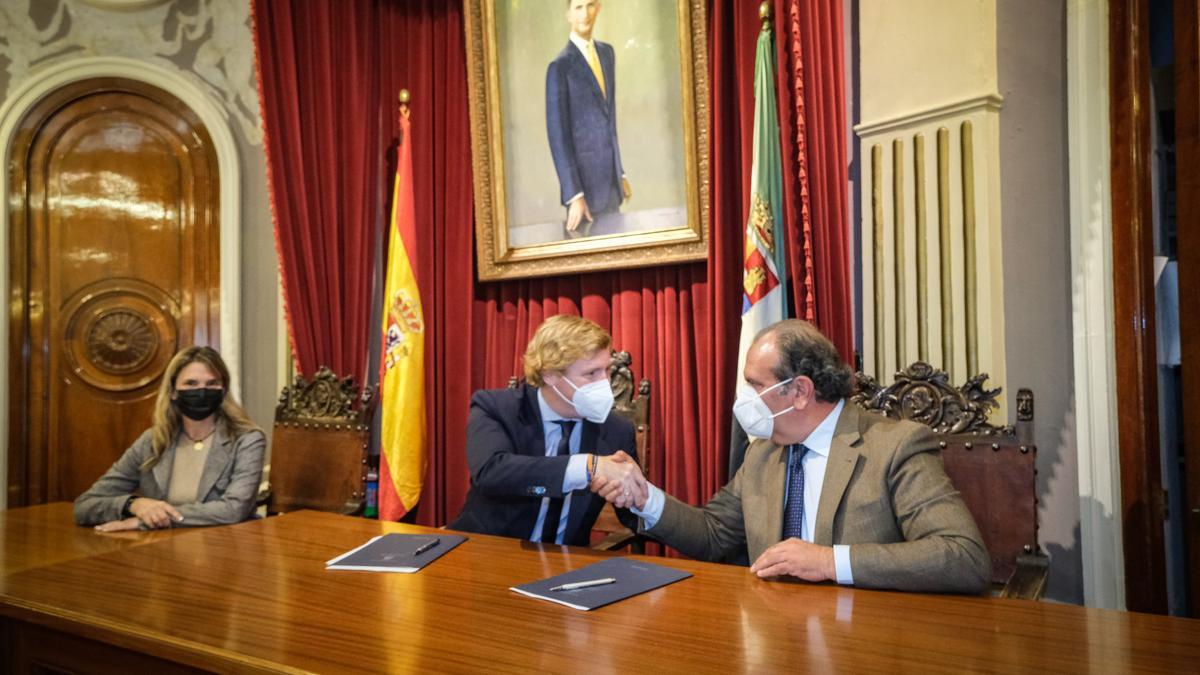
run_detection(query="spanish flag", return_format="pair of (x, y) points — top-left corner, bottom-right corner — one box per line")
(379, 97), (425, 519)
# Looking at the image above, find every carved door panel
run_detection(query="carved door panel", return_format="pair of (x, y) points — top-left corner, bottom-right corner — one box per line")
(7, 78), (219, 505)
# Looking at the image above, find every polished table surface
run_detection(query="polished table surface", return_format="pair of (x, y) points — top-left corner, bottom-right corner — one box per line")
(0, 502), (184, 575)
(1, 506), (1199, 673)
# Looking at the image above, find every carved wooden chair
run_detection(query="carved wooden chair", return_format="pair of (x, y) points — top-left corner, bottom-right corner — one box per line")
(266, 367), (374, 515)
(506, 350), (651, 552)
(852, 363), (1048, 600)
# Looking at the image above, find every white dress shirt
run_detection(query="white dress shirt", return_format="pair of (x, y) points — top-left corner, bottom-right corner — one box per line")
(530, 389), (591, 544)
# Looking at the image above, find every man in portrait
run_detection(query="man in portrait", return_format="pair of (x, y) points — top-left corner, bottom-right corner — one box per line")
(546, 0), (631, 235)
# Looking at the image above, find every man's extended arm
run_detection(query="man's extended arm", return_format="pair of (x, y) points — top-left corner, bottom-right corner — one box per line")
(594, 458), (747, 562)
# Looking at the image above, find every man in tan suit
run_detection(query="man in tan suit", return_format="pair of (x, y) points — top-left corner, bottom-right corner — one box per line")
(593, 319), (991, 593)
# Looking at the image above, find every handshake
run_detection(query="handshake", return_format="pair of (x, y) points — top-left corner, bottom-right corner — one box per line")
(588, 451), (648, 510)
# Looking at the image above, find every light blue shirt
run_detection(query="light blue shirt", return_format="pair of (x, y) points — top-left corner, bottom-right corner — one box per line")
(634, 399), (855, 584)
(531, 389), (592, 544)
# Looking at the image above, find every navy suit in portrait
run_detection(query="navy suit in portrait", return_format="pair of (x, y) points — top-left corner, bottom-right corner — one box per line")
(545, 39), (625, 215)
(448, 383), (638, 546)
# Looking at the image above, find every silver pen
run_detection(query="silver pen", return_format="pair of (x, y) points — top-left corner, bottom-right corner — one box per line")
(549, 577), (617, 592)
(413, 539), (440, 555)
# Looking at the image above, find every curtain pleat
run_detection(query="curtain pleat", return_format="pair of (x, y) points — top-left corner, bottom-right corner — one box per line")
(253, 0), (379, 382)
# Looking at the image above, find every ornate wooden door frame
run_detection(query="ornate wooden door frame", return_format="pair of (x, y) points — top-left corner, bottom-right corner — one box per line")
(1109, 0), (1168, 615)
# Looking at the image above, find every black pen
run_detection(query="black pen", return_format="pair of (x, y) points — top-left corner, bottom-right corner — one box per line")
(413, 539), (439, 555)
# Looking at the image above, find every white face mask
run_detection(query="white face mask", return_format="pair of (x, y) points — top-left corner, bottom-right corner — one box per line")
(732, 377), (795, 439)
(553, 375), (615, 423)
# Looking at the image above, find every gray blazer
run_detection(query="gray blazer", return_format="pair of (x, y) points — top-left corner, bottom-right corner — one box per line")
(74, 423), (265, 527)
(645, 403), (991, 594)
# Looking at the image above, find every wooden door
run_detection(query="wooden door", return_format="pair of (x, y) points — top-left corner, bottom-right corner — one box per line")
(1109, 0), (1168, 614)
(1176, 0), (1200, 617)
(7, 78), (220, 506)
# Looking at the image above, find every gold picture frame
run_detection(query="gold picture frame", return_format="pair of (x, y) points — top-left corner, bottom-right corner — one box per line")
(464, 0), (710, 281)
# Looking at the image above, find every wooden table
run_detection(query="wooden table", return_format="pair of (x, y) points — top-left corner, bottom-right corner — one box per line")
(0, 502), (185, 576)
(1, 509), (1198, 673)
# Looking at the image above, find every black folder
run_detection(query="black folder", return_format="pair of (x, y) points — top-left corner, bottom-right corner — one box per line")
(510, 557), (692, 610)
(325, 533), (465, 573)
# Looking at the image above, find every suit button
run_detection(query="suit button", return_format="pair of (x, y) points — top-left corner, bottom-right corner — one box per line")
(530, 486), (547, 496)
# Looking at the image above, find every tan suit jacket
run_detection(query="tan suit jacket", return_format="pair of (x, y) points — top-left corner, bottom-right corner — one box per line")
(74, 423), (265, 528)
(646, 403), (991, 593)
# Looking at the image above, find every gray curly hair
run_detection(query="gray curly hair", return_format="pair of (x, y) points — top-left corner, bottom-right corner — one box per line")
(753, 319), (853, 403)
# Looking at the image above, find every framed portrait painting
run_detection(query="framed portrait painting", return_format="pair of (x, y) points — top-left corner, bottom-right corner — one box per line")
(465, 0), (709, 281)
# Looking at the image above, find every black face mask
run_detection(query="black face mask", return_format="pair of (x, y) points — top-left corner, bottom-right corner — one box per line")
(174, 388), (226, 421)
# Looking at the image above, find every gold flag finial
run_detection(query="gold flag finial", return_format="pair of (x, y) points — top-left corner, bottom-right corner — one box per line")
(759, 2), (771, 30)
(398, 89), (410, 106)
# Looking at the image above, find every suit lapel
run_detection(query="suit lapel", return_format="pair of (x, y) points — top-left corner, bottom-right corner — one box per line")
(150, 439), (176, 499)
(195, 424), (235, 499)
(598, 42), (615, 112)
(813, 404), (863, 546)
(761, 441), (787, 542)
(519, 384), (547, 459)
(566, 42), (610, 115)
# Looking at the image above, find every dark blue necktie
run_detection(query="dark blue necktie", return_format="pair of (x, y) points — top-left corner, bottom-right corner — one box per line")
(782, 445), (807, 540)
(539, 420), (576, 544)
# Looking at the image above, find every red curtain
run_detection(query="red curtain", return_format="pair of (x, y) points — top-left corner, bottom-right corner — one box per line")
(374, 1), (476, 527)
(774, 0), (855, 362)
(252, 0), (380, 382)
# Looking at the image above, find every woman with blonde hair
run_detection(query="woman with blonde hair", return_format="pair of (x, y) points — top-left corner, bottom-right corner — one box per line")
(75, 346), (265, 531)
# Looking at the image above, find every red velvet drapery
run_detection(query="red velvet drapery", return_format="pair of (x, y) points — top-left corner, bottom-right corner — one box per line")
(253, 1), (853, 527)
(774, 0), (854, 363)
(253, 0), (380, 382)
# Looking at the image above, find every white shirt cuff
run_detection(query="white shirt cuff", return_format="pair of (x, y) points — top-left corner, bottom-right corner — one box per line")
(567, 192), (584, 204)
(562, 454), (590, 492)
(833, 544), (854, 585)
(631, 483), (665, 529)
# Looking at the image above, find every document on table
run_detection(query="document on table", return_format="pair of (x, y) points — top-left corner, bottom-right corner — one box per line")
(325, 533), (466, 573)
(511, 557), (691, 610)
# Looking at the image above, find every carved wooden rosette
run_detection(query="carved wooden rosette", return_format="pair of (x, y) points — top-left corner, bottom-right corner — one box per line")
(62, 278), (180, 392)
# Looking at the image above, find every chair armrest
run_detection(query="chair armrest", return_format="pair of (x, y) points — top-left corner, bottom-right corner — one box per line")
(592, 526), (645, 553)
(998, 551), (1050, 600)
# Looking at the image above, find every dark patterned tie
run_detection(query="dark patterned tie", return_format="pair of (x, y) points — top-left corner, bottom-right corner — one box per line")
(782, 445), (807, 540)
(539, 420), (577, 544)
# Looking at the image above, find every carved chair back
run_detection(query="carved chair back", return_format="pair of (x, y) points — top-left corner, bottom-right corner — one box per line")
(852, 362), (1046, 599)
(269, 367), (374, 515)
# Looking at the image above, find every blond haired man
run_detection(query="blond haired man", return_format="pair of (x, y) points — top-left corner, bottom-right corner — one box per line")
(449, 315), (644, 545)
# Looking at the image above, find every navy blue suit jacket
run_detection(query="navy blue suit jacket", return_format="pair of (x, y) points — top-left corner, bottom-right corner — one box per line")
(448, 383), (638, 546)
(545, 39), (625, 214)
